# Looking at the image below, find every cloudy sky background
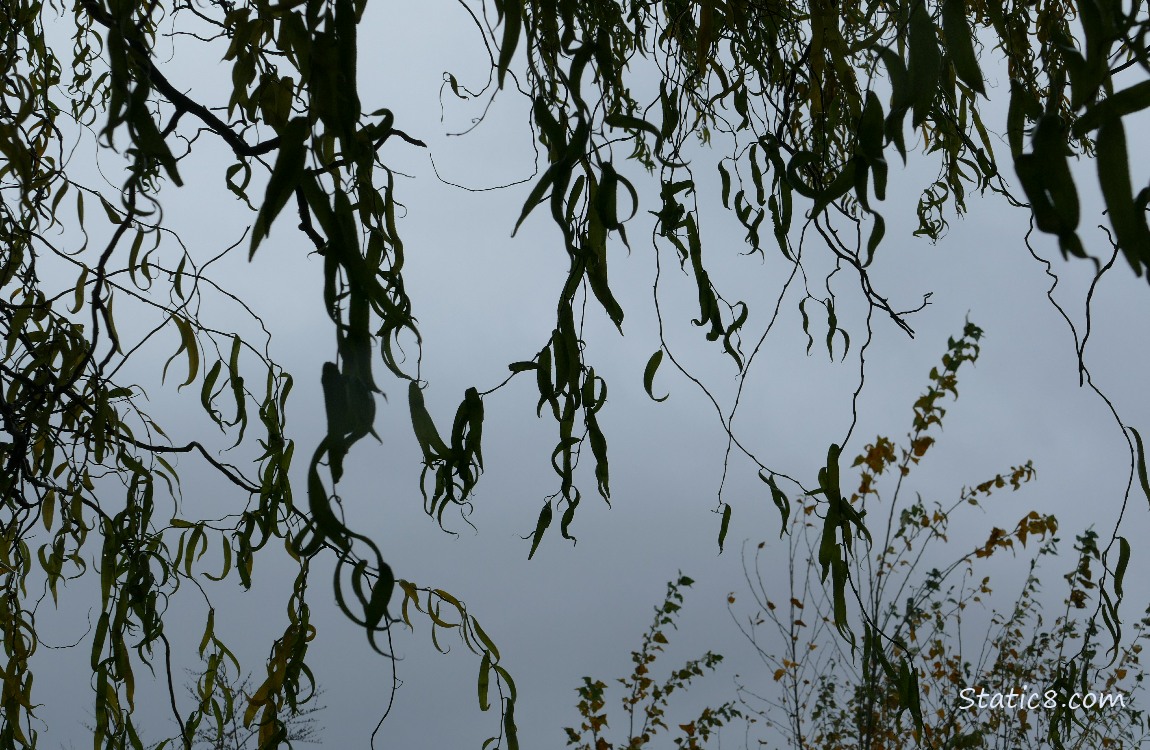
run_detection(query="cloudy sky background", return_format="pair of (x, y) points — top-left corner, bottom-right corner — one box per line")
(29, 2), (1150, 747)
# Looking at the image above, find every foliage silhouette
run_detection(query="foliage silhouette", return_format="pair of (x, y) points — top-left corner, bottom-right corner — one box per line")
(168, 671), (324, 750)
(563, 575), (740, 750)
(71, 673), (325, 750)
(732, 324), (1148, 749)
(3, 0), (1150, 747)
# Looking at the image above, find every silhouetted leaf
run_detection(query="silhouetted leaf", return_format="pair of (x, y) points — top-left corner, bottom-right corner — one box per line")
(251, 117), (309, 256)
(908, 0), (942, 127)
(644, 349), (669, 402)
(942, 0), (985, 95)
(718, 503), (732, 552)
(527, 502), (552, 559)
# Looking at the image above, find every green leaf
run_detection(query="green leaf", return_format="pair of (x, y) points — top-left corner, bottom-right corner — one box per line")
(1007, 79), (1041, 158)
(322, 362), (351, 481)
(251, 117), (309, 257)
(857, 92), (886, 167)
(717, 503), (732, 552)
(811, 160), (857, 217)
(493, 663), (518, 701)
(799, 297), (815, 355)
(908, 0), (942, 127)
(600, 162), (640, 227)
(503, 694), (519, 750)
(876, 46), (911, 159)
(409, 380), (449, 462)
(760, 471), (791, 538)
(200, 360), (224, 426)
(225, 161), (254, 208)
(512, 163), (557, 236)
(42, 490), (55, 531)
(785, 152), (821, 199)
(71, 265), (89, 314)
(942, 0), (985, 95)
(644, 349), (669, 402)
(1096, 116), (1150, 273)
(204, 536), (232, 582)
(897, 657), (924, 732)
(1032, 116), (1079, 230)
(604, 113), (662, 141)
(527, 501), (552, 559)
(162, 314), (200, 389)
(1015, 115), (1084, 258)
(363, 560), (395, 632)
(99, 196), (123, 225)
(478, 652), (491, 711)
(1114, 536), (1130, 598)
(198, 609), (215, 658)
(495, 1), (522, 88)
(865, 212), (886, 266)
(660, 81), (680, 139)
(226, 335), (248, 446)
(470, 618), (501, 663)
(1072, 80), (1150, 138)
(586, 411), (610, 500)
(1130, 427), (1150, 509)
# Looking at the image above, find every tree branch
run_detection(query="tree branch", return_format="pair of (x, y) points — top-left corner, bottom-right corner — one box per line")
(78, 0), (281, 158)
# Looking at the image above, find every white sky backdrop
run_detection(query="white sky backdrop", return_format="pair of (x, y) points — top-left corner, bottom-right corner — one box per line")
(33, 2), (1150, 747)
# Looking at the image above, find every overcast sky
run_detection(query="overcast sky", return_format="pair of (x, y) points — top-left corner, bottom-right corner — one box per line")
(31, 2), (1150, 748)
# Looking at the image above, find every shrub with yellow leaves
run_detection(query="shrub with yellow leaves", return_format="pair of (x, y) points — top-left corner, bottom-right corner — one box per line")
(730, 323), (1149, 749)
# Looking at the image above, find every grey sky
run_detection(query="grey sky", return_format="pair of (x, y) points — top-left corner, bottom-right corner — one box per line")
(25, 2), (1150, 748)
